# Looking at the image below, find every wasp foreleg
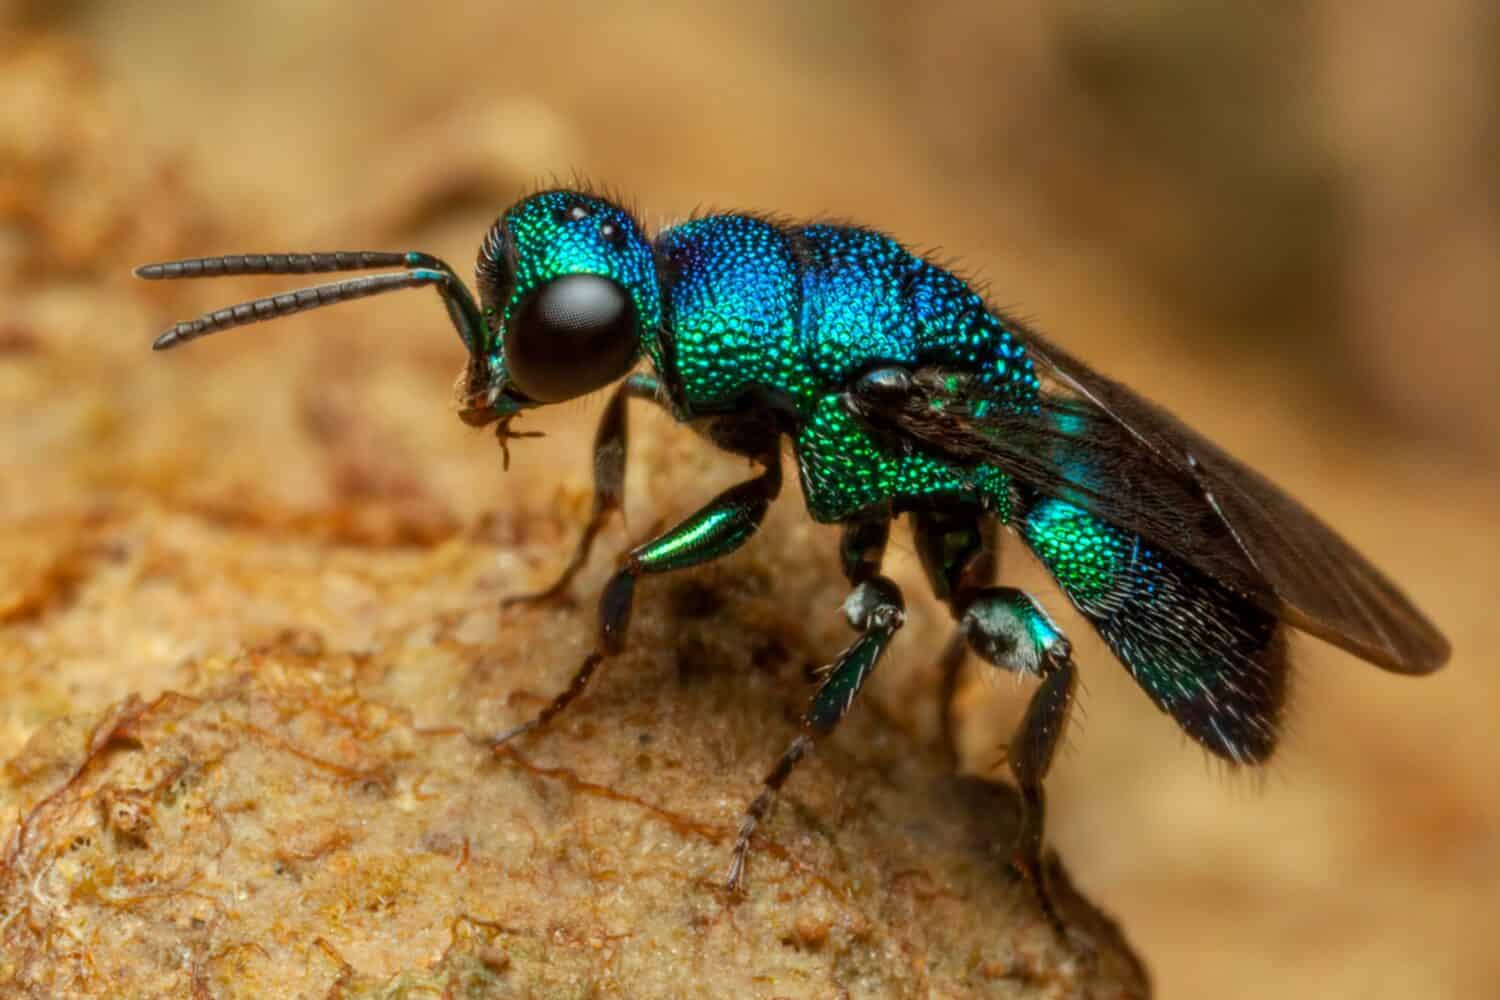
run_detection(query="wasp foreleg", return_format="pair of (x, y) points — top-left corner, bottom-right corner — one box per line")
(503, 372), (666, 608)
(491, 457), (780, 747)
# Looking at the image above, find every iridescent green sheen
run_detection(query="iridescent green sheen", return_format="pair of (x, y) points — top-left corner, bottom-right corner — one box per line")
(479, 191), (660, 393)
(655, 215), (814, 411)
(476, 192), (1044, 524)
(631, 496), (761, 574)
(961, 587), (1065, 678)
(1012, 593), (1064, 658)
(1019, 498), (1130, 603)
(655, 216), (1038, 522)
(1021, 496), (1282, 762)
(797, 395), (1012, 523)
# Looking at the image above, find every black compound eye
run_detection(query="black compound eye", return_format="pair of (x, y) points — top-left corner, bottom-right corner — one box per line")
(504, 274), (639, 402)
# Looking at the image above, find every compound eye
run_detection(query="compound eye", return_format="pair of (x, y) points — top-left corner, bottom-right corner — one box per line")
(503, 274), (639, 402)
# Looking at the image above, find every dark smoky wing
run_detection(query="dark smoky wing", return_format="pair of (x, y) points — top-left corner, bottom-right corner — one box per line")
(879, 386), (1275, 599)
(1026, 331), (1449, 674)
(855, 327), (1449, 675)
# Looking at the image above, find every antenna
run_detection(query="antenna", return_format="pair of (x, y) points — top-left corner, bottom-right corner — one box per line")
(136, 251), (487, 353)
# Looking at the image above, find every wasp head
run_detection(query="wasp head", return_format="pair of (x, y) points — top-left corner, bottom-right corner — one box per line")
(461, 190), (661, 426)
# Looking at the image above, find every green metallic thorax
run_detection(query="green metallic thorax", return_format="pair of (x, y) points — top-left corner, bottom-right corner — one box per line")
(651, 214), (1039, 525)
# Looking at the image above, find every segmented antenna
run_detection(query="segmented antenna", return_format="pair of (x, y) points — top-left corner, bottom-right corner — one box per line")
(147, 270), (445, 350)
(134, 251), (414, 280)
(136, 250), (482, 352)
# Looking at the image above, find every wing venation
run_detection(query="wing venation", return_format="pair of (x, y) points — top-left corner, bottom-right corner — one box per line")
(851, 325), (1449, 674)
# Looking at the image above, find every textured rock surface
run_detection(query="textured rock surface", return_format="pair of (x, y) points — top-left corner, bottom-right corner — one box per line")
(0, 510), (1147, 996)
(0, 35), (1147, 998)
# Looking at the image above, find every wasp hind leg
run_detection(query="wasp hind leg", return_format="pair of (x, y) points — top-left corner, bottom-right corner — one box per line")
(502, 372), (666, 608)
(959, 586), (1078, 932)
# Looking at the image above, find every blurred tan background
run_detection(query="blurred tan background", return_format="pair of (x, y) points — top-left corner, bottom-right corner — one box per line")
(2, 1), (1496, 996)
